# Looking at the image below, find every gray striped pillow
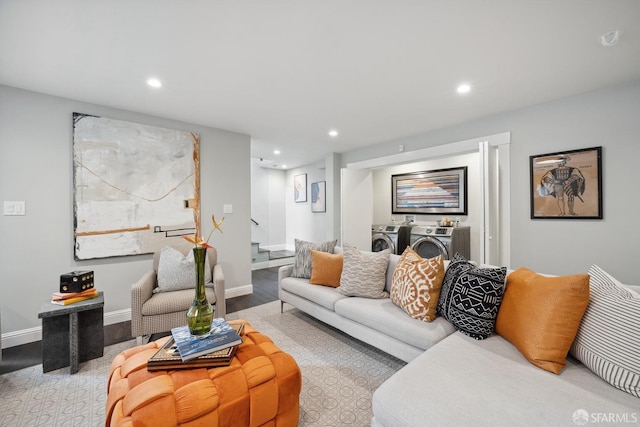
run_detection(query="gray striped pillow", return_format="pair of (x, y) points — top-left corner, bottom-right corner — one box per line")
(569, 265), (640, 398)
(291, 239), (337, 279)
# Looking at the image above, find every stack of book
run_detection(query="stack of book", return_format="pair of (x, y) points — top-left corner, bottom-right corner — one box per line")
(51, 288), (100, 305)
(147, 318), (244, 371)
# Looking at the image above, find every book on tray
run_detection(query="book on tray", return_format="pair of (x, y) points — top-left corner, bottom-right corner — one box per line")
(51, 289), (99, 305)
(147, 322), (244, 371)
(170, 318), (244, 362)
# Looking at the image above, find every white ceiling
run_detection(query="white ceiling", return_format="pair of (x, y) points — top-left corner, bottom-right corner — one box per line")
(1, 1), (639, 169)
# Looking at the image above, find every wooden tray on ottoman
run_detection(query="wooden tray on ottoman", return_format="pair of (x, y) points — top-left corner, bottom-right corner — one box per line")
(146, 323), (244, 371)
(106, 320), (302, 427)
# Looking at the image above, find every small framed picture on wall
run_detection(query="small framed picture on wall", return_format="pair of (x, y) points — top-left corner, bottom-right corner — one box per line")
(311, 181), (326, 213)
(530, 146), (602, 219)
(294, 173), (307, 203)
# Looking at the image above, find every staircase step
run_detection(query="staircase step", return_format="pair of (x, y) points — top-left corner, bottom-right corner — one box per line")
(251, 243), (295, 264)
(269, 250), (295, 260)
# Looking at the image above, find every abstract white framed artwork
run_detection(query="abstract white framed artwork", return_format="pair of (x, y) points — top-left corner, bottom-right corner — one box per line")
(294, 173), (307, 203)
(311, 181), (326, 212)
(72, 113), (199, 260)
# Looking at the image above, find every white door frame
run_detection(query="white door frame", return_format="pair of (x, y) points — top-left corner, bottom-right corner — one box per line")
(346, 132), (511, 266)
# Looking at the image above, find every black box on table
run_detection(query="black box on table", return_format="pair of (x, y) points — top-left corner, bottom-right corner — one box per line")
(60, 271), (94, 293)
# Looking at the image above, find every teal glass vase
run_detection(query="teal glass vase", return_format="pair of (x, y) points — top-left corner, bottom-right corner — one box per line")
(186, 246), (214, 337)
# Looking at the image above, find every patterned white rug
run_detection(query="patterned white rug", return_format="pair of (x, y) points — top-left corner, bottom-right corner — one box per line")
(0, 301), (405, 426)
(228, 302), (406, 426)
(0, 338), (133, 426)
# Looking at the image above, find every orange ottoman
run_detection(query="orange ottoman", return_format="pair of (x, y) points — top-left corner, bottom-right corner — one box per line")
(106, 320), (301, 427)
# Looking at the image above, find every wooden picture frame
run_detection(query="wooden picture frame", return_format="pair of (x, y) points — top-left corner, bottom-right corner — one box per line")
(391, 167), (467, 215)
(311, 181), (326, 213)
(294, 173), (307, 203)
(530, 146), (602, 219)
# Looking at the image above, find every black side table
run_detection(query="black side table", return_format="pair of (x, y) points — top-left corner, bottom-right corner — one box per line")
(37, 292), (104, 373)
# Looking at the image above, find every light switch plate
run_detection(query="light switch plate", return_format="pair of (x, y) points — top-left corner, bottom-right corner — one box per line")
(223, 204), (233, 214)
(4, 201), (26, 216)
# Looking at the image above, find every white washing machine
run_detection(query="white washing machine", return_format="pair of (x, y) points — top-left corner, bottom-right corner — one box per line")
(410, 225), (470, 260)
(372, 224), (399, 254)
(371, 224), (413, 254)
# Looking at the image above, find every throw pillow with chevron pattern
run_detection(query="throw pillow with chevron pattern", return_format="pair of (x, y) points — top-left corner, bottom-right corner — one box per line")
(390, 248), (444, 322)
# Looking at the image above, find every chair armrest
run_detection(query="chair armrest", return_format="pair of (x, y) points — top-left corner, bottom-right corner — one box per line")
(131, 270), (156, 338)
(213, 264), (226, 318)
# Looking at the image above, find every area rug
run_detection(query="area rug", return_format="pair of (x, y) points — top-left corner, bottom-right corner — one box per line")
(0, 338), (134, 426)
(0, 301), (405, 426)
(228, 301), (406, 426)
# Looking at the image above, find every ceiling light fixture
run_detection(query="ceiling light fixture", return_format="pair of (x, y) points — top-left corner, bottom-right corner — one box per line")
(600, 30), (622, 47)
(146, 78), (162, 88)
(281, 165), (287, 169)
(274, 150), (280, 155)
(457, 83), (471, 94)
(328, 129), (339, 138)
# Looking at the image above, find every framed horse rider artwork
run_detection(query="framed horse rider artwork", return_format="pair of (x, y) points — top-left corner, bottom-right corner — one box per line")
(530, 146), (602, 219)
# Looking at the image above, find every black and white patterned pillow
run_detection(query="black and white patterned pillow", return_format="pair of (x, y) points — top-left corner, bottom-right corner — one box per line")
(570, 265), (640, 398)
(437, 253), (474, 316)
(291, 239), (337, 279)
(438, 253), (507, 339)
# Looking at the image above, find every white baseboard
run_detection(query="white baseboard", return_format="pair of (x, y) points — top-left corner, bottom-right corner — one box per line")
(226, 284), (253, 299)
(106, 308), (132, 325)
(2, 326), (41, 349)
(1, 310), (132, 349)
(1, 288), (254, 349)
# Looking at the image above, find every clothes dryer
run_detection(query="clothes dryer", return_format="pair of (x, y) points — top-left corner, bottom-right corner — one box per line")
(410, 225), (470, 260)
(371, 224), (412, 254)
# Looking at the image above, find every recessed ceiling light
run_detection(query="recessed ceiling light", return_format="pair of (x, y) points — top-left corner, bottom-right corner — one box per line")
(328, 129), (339, 138)
(281, 165), (287, 169)
(147, 78), (162, 88)
(457, 83), (471, 94)
(274, 150), (280, 155)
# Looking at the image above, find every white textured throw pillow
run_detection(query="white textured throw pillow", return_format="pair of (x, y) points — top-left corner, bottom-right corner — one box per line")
(569, 265), (640, 398)
(155, 246), (213, 293)
(337, 244), (390, 298)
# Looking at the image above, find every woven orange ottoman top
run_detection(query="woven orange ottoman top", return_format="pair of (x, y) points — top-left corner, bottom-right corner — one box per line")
(106, 320), (301, 427)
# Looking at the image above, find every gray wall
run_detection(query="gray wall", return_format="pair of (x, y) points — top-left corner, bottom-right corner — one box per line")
(285, 165), (329, 246)
(251, 156), (341, 252)
(342, 80), (640, 284)
(0, 85), (252, 341)
(6, 79), (638, 343)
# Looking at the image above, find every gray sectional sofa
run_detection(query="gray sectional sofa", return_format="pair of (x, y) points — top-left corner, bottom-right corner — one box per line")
(279, 250), (456, 363)
(278, 248), (640, 426)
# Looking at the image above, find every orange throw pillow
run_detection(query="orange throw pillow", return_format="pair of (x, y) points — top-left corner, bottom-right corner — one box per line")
(495, 267), (590, 374)
(309, 250), (343, 287)
(390, 248), (445, 322)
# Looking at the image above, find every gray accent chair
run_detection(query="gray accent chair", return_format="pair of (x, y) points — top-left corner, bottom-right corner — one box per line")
(131, 242), (226, 343)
